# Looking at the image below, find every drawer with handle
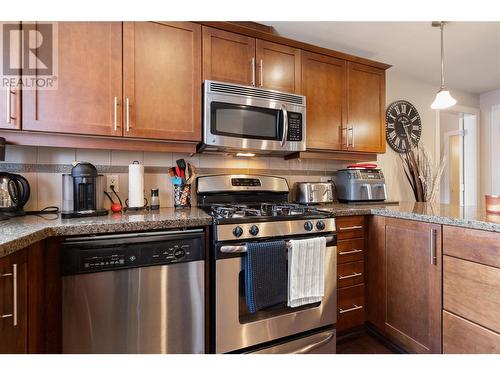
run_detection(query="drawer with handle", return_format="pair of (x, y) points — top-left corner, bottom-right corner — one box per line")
(444, 255), (500, 333)
(337, 260), (364, 288)
(336, 216), (365, 240)
(337, 238), (364, 264)
(337, 283), (365, 332)
(443, 310), (500, 353)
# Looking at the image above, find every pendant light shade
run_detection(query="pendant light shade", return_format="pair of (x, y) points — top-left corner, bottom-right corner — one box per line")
(431, 89), (457, 109)
(431, 21), (456, 110)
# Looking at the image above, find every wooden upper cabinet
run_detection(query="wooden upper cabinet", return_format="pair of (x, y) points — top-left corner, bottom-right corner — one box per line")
(123, 22), (201, 141)
(0, 249), (28, 354)
(383, 218), (442, 354)
(202, 26), (255, 86)
(256, 40), (301, 93)
(302, 51), (346, 151)
(22, 22), (123, 136)
(347, 62), (386, 153)
(0, 22), (21, 130)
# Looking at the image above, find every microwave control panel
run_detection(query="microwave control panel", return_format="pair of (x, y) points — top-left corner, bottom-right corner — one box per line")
(286, 112), (303, 142)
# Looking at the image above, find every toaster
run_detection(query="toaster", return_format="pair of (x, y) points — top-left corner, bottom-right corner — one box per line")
(294, 182), (334, 204)
(334, 169), (387, 202)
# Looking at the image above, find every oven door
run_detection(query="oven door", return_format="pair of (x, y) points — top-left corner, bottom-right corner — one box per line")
(214, 238), (336, 353)
(203, 83), (306, 154)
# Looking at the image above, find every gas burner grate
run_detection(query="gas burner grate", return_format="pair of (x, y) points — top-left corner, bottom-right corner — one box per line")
(209, 203), (326, 219)
(212, 204), (262, 219)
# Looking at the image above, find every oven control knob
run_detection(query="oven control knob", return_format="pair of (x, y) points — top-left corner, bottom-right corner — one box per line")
(304, 221), (313, 231)
(232, 226), (243, 238)
(249, 225), (259, 236)
(316, 221), (326, 230)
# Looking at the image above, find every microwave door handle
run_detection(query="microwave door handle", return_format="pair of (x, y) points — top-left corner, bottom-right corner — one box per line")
(280, 104), (288, 147)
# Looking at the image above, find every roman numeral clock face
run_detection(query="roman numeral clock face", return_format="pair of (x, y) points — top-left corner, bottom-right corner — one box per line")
(385, 100), (422, 153)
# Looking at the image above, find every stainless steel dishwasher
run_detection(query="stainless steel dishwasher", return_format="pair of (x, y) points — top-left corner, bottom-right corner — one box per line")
(61, 229), (205, 354)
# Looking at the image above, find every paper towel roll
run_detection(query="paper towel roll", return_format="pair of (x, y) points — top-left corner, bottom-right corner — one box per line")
(128, 161), (144, 208)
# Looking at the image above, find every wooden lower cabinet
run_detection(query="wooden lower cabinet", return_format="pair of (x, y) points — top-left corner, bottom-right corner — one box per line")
(442, 225), (500, 353)
(0, 249), (28, 353)
(337, 284), (365, 332)
(444, 311), (500, 354)
(444, 256), (500, 333)
(367, 216), (442, 354)
(0, 240), (61, 354)
(336, 216), (366, 334)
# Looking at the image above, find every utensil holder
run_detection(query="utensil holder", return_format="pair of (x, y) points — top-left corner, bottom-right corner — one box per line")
(174, 184), (191, 209)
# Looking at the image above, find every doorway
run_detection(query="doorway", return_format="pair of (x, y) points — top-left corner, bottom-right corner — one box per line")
(438, 108), (480, 206)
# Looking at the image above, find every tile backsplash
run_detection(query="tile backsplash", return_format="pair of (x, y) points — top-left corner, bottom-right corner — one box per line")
(0, 145), (354, 210)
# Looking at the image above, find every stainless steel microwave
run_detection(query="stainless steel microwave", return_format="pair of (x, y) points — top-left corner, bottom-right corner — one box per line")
(200, 80), (306, 155)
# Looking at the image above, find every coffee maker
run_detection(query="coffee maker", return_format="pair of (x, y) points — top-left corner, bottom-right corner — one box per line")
(62, 162), (108, 218)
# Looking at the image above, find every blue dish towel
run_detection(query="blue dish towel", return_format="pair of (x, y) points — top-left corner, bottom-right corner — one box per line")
(245, 240), (288, 314)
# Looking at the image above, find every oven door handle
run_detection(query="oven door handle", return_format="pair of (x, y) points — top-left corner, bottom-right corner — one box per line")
(290, 331), (335, 354)
(280, 104), (288, 147)
(219, 235), (335, 253)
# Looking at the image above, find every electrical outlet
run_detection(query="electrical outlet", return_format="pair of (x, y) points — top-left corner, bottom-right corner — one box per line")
(106, 175), (119, 193)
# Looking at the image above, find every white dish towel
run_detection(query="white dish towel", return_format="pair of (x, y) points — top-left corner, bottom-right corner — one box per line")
(287, 236), (327, 308)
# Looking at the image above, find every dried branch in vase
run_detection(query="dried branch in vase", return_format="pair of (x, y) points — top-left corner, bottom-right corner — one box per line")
(399, 129), (446, 203)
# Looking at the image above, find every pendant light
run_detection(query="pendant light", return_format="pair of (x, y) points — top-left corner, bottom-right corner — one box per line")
(431, 21), (456, 109)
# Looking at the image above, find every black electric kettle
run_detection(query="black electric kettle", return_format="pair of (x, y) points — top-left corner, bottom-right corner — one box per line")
(0, 172), (30, 213)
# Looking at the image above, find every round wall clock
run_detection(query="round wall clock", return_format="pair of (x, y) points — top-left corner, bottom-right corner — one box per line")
(385, 100), (422, 153)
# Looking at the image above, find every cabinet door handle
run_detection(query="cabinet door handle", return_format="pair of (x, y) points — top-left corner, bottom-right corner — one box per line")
(1, 264), (18, 326)
(347, 126), (354, 149)
(251, 57), (256, 86)
(338, 225), (363, 231)
(259, 59), (263, 87)
(338, 304), (364, 314)
(6, 86), (11, 124)
(113, 96), (118, 131)
(430, 228), (437, 265)
(338, 249), (363, 255)
(126, 97), (130, 132)
(6, 87), (16, 124)
(338, 271), (363, 280)
(342, 126), (349, 148)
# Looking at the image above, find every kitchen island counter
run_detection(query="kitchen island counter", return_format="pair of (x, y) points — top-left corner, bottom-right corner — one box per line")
(321, 202), (500, 233)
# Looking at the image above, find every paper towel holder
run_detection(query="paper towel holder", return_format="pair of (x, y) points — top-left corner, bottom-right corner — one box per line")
(127, 160), (147, 211)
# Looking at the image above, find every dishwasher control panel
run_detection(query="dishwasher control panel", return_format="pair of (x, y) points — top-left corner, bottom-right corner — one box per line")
(61, 230), (205, 275)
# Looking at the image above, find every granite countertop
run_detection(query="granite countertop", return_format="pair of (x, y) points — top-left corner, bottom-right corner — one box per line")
(2, 202), (500, 258)
(320, 201), (500, 233)
(0, 208), (213, 258)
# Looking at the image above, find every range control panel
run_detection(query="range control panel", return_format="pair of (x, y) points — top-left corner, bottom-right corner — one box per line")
(286, 112), (303, 142)
(61, 231), (205, 275)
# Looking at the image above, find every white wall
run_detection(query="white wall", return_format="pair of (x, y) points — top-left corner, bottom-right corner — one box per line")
(480, 89), (500, 197)
(380, 70), (480, 202)
(463, 114), (479, 206)
(439, 111), (461, 203)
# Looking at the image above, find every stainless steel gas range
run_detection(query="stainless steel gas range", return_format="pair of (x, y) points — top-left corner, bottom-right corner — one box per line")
(197, 174), (337, 354)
